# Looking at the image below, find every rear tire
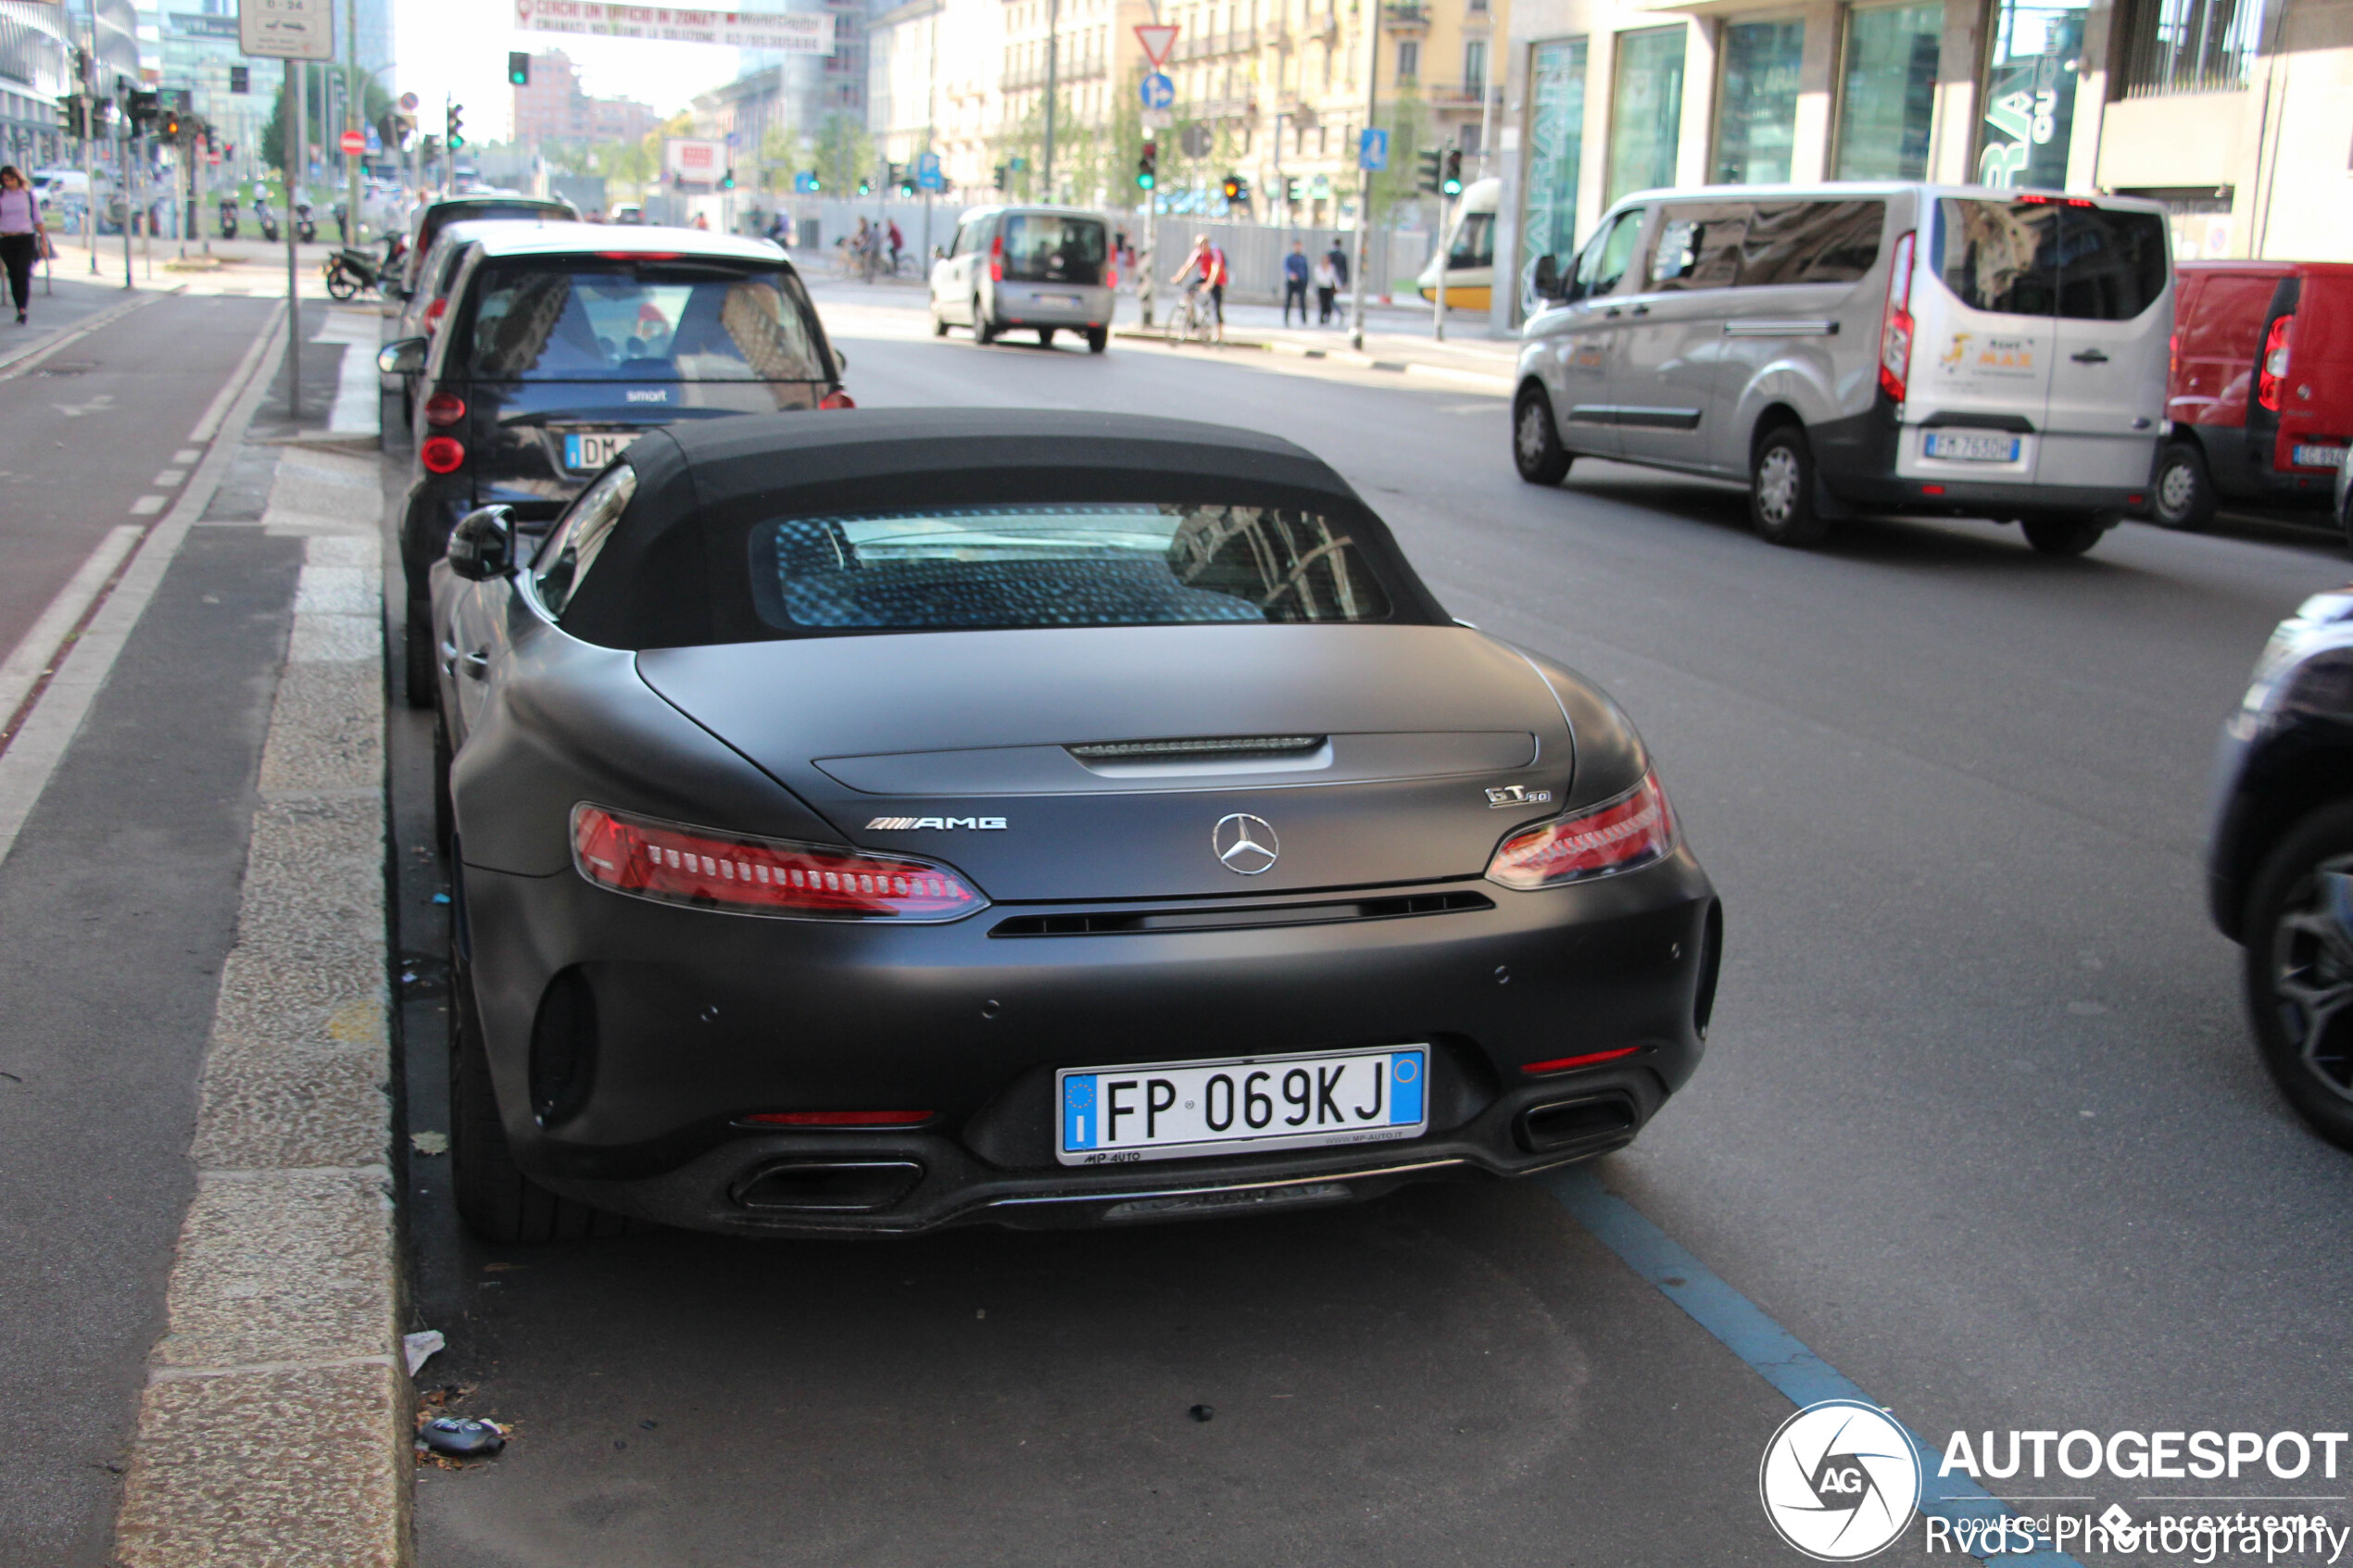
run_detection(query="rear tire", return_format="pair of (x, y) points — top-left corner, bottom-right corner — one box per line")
(2152, 441), (2216, 531)
(1087, 326), (1109, 354)
(1038, 327), (1057, 347)
(931, 310), (948, 337)
(2242, 799), (2353, 1150)
(1749, 424), (1832, 547)
(1512, 384), (1571, 486)
(2021, 511), (2109, 557)
(404, 600), (436, 710)
(974, 304), (995, 345)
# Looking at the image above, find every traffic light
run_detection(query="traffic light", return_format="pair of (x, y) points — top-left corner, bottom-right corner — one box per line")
(1416, 147), (1441, 194)
(1286, 176), (1302, 204)
(1137, 140), (1157, 191)
(856, 175), (871, 194)
(890, 161), (912, 195)
(421, 133), (441, 162)
(992, 164), (1008, 190)
(57, 94), (81, 137)
(720, 167), (736, 190)
(446, 102), (465, 151)
(229, 64), (248, 94)
(161, 110), (181, 140)
(126, 88), (159, 132)
(508, 52), (531, 87)
(1441, 148), (1463, 197)
(1218, 173), (1248, 206)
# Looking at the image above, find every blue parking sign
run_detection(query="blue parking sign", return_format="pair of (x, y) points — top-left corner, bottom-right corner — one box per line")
(916, 150), (943, 191)
(1358, 128), (1389, 170)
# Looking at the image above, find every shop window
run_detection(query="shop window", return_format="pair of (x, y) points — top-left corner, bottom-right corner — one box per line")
(1833, 2), (1941, 180)
(1606, 25), (1686, 205)
(1517, 36), (1588, 310)
(1976, 0), (2089, 187)
(1714, 18), (1804, 183)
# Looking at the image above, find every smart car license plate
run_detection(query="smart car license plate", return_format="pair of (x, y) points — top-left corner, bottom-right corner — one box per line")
(1056, 1047), (1427, 1166)
(2292, 444), (2346, 470)
(563, 431), (635, 470)
(1923, 432), (2020, 462)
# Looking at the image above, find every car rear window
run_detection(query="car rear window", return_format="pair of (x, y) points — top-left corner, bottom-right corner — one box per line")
(1935, 199), (2168, 320)
(1000, 216), (1106, 285)
(743, 504), (1394, 633)
(462, 259), (830, 382)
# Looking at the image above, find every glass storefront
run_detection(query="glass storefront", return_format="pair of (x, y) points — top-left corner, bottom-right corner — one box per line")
(1519, 36), (1589, 300)
(1607, 26), (1686, 204)
(1714, 18), (1805, 183)
(1978, 0), (2090, 187)
(1833, 2), (1942, 179)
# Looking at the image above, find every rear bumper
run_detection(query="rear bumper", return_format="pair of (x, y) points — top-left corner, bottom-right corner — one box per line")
(459, 850), (1721, 1236)
(1823, 473), (2148, 518)
(988, 286), (1114, 328)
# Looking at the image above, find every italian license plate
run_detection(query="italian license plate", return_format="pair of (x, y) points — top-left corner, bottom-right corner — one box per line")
(562, 431), (635, 470)
(1923, 431), (2020, 462)
(1057, 1046), (1428, 1166)
(2292, 444), (2346, 470)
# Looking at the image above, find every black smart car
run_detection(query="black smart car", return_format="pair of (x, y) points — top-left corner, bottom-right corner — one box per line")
(428, 408), (1722, 1241)
(397, 191), (576, 297)
(2211, 583), (2353, 1148)
(380, 225), (849, 706)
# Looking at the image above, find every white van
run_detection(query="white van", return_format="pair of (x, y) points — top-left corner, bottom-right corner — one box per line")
(1511, 183), (2172, 555)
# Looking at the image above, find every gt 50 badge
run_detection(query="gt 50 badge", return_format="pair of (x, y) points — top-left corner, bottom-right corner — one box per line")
(1485, 785), (1552, 809)
(866, 816), (1007, 831)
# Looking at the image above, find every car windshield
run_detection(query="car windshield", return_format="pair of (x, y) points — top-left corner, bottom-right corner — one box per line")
(1000, 216), (1107, 284)
(462, 260), (829, 382)
(744, 503), (1394, 633)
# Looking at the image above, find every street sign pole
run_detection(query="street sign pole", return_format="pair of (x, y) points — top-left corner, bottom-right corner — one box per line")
(1133, 24), (1177, 332)
(346, 0), (361, 244)
(1433, 137), (1451, 342)
(287, 57), (301, 420)
(1351, 21), (1380, 352)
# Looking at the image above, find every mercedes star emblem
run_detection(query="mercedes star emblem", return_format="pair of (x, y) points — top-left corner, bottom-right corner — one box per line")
(1214, 812), (1280, 875)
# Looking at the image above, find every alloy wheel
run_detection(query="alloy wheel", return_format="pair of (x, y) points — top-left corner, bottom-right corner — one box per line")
(2270, 860), (2353, 1103)
(1516, 404), (1549, 467)
(1755, 446), (1801, 525)
(2157, 460), (2197, 518)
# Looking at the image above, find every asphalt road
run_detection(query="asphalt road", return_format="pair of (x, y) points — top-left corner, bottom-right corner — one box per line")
(398, 285), (2353, 1567)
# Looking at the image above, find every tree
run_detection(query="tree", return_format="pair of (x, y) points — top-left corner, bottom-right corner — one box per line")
(1365, 85), (1431, 230)
(258, 70), (393, 178)
(812, 113), (874, 197)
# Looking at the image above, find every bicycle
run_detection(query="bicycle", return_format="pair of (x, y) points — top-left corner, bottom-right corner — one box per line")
(1163, 280), (1216, 345)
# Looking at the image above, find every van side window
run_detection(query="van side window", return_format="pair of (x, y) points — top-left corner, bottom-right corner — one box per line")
(1574, 209), (1646, 300)
(1646, 205), (1751, 290)
(2055, 208), (2169, 321)
(1741, 201), (1886, 286)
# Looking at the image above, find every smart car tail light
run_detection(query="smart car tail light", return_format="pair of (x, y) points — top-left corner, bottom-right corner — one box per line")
(422, 392), (466, 428)
(2259, 315), (2293, 411)
(818, 388), (857, 409)
(1878, 230), (1916, 404)
(419, 436), (465, 474)
(1486, 771), (1678, 890)
(570, 803), (988, 920)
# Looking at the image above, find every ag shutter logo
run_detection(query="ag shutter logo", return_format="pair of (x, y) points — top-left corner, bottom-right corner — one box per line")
(1760, 1400), (1923, 1562)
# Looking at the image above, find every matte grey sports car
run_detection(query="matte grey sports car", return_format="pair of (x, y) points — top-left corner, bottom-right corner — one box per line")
(430, 408), (1721, 1241)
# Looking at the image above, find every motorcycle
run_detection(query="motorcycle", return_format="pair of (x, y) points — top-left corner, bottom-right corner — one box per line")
(253, 197), (280, 244)
(218, 197), (238, 241)
(294, 201), (317, 244)
(322, 232), (406, 301)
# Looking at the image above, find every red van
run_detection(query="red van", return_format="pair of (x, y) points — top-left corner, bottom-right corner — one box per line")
(2155, 261), (2353, 530)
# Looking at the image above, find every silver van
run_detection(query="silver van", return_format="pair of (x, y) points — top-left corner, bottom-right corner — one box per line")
(1511, 183), (2172, 556)
(929, 205), (1115, 352)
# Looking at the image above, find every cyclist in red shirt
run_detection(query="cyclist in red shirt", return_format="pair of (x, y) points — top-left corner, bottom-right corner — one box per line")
(1169, 232), (1229, 343)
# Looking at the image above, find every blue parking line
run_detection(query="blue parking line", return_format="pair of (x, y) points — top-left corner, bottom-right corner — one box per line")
(1545, 1166), (2084, 1567)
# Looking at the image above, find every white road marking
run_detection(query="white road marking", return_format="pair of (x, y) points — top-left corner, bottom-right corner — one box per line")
(54, 392), (115, 418)
(0, 288), (174, 380)
(312, 307), (383, 436)
(172, 448), (200, 464)
(130, 495), (167, 515)
(0, 525), (144, 734)
(154, 469), (185, 487)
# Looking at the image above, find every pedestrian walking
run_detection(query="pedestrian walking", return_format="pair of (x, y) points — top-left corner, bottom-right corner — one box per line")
(1314, 249), (1339, 324)
(887, 220), (903, 274)
(1281, 239), (1311, 327)
(0, 167), (47, 327)
(1325, 238), (1350, 295)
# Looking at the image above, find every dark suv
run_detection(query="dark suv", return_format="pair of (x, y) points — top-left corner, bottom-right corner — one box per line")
(380, 225), (849, 706)
(2209, 583), (2353, 1148)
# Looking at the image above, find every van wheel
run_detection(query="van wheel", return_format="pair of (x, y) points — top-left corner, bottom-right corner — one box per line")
(2152, 442), (2215, 531)
(1039, 327), (1057, 347)
(2021, 511), (2109, 557)
(1087, 326), (1109, 354)
(931, 310), (948, 337)
(1749, 425), (1831, 546)
(1513, 384), (1571, 485)
(2243, 799), (2353, 1150)
(975, 304), (995, 345)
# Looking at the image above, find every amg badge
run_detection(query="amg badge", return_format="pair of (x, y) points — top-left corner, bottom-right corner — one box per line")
(865, 815), (1008, 831)
(1485, 784), (1554, 809)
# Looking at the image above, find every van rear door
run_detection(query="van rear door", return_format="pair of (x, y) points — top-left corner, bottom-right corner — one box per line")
(1907, 197), (2062, 487)
(2044, 202), (2171, 490)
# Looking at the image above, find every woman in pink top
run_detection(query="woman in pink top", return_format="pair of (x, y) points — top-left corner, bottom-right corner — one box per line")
(0, 167), (44, 326)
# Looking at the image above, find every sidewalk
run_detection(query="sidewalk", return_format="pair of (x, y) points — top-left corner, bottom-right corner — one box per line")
(1117, 295), (1518, 393)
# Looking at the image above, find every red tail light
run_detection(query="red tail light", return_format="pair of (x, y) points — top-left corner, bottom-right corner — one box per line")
(419, 435), (466, 474)
(570, 803), (988, 921)
(2169, 330), (2180, 385)
(741, 1110), (937, 1127)
(818, 388), (856, 409)
(1521, 1047), (1642, 1077)
(989, 233), (1003, 282)
(1878, 230), (1916, 405)
(1105, 265), (1119, 291)
(1486, 771), (1678, 890)
(422, 392), (466, 428)
(423, 295), (447, 334)
(2259, 315), (2293, 412)
(599, 250), (680, 260)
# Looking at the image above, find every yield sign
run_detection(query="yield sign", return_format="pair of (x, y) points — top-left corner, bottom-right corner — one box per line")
(1133, 22), (1178, 68)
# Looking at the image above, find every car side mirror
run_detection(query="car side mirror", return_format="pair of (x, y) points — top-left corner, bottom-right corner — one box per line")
(1531, 254), (1561, 300)
(447, 505), (515, 582)
(932, 245), (946, 260)
(376, 336), (427, 375)
(834, 347), (849, 376)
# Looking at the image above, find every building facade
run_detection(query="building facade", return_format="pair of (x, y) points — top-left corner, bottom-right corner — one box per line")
(0, 0), (74, 169)
(513, 48), (661, 147)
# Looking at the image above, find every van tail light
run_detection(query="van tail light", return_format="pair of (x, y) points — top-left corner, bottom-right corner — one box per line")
(1105, 264), (1119, 291)
(818, 388), (856, 409)
(989, 233), (1003, 282)
(422, 392), (466, 428)
(1486, 771), (1678, 890)
(419, 436), (466, 474)
(570, 803), (988, 921)
(1878, 230), (1917, 405)
(423, 295), (447, 334)
(2259, 315), (2294, 411)
(2168, 330), (2180, 385)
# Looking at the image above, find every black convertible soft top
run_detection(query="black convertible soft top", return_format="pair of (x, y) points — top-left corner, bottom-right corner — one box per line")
(556, 408), (1449, 647)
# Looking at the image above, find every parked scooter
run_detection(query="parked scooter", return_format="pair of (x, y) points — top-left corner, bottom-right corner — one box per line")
(218, 196), (238, 241)
(253, 196), (280, 244)
(322, 231), (406, 301)
(294, 200), (316, 245)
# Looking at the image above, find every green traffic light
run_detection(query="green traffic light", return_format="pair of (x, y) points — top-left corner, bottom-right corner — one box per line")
(1138, 171), (1154, 190)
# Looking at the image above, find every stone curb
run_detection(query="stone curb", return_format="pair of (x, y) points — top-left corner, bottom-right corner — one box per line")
(111, 443), (404, 1567)
(1111, 327), (1514, 393)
